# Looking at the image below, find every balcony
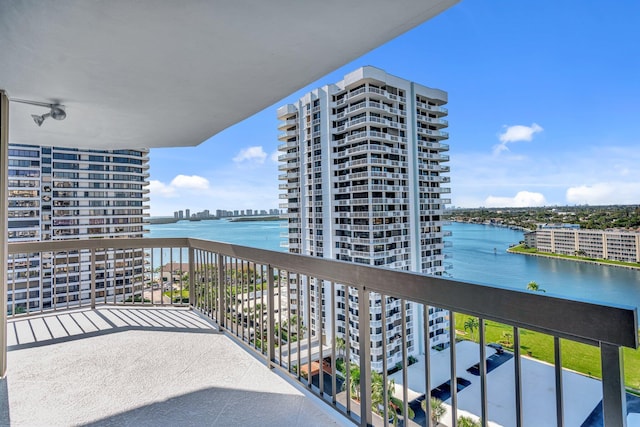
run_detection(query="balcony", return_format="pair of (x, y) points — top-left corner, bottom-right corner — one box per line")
(4, 237), (637, 426)
(3, 305), (345, 426)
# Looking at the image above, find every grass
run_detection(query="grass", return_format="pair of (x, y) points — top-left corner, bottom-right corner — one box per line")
(163, 288), (190, 301)
(509, 244), (640, 269)
(456, 313), (640, 391)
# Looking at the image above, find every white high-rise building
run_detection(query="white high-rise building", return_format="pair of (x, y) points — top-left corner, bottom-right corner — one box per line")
(277, 66), (451, 371)
(7, 144), (149, 314)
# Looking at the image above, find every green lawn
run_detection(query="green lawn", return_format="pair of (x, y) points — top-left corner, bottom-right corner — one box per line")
(163, 288), (190, 302)
(455, 314), (640, 391)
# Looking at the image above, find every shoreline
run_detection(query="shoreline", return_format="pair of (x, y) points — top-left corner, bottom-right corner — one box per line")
(449, 219), (530, 232)
(450, 220), (640, 271)
(507, 246), (640, 271)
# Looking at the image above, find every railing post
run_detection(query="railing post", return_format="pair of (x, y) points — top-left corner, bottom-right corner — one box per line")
(90, 248), (96, 309)
(0, 90), (9, 378)
(266, 265), (276, 368)
(188, 246), (195, 308)
(601, 342), (627, 427)
(358, 287), (372, 427)
(554, 337), (564, 427)
(217, 254), (225, 328)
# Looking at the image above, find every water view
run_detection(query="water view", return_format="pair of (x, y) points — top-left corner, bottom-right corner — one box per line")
(148, 219), (640, 313)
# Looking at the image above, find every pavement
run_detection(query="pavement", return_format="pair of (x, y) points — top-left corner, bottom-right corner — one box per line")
(390, 340), (612, 427)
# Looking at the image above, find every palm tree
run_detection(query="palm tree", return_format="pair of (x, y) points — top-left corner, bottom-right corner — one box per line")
(344, 364), (361, 401)
(370, 371), (414, 426)
(421, 397), (446, 425)
(526, 280), (546, 292)
(336, 337), (346, 359)
(457, 415), (481, 427)
(463, 317), (479, 341)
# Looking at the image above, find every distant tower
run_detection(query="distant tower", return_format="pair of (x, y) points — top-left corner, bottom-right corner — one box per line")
(277, 66), (451, 371)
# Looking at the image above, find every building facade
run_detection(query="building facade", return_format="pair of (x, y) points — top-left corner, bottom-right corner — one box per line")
(277, 66), (451, 371)
(525, 224), (640, 263)
(7, 144), (149, 313)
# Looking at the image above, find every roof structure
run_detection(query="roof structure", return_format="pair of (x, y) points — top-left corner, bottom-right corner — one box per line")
(1, 0), (457, 149)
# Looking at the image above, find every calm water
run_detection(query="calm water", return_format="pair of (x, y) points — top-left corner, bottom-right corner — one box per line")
(148, 219), (284, 252)
(148, 219), (640, 311)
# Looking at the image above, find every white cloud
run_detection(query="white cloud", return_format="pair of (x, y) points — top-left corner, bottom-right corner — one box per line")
(233, 146), (267, 163)
(149, 175), (210, 201)
(148, 180), (177, 197)
(493, 123), (543, 155)
(270, 150), (280, 163)
(170, 174), (210, 190)
(566, 182), (640, 205)
(484, 191), (547, 208)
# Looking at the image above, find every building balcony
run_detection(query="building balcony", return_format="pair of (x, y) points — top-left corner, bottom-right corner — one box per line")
(278, 117), (298, 130)
(278, 161), (300, 171)
(5, 237), (636, 426)
(278, 140), (299, 151)
(278, 151), (299, 162)
(278, 130), (299, 141)
(277, 104), (298, 120)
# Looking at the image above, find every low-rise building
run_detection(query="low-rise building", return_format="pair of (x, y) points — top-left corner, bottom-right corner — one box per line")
(525, 224), (640, 263)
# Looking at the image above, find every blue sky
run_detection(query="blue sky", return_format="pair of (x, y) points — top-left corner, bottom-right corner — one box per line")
(149, 0), (640, 216)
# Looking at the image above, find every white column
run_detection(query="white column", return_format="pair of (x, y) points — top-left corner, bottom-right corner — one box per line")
(0, 90), (9, 378)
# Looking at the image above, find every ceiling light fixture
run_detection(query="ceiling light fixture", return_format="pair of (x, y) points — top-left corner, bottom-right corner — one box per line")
(10, 98), (67, 127)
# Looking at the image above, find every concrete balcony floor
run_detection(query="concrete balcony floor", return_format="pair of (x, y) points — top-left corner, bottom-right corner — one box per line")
(1, 306), (348, 426)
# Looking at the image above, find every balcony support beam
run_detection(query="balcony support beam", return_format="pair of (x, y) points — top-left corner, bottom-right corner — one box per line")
(601, 342), (627, 427)
(90, 248), (96, 309)
(266, 265), (275, 368)
(0, 90), (8, 378)
(217, 254), (225, 329)
(188, 246), (195, 307)
(358, 288), (372, 427)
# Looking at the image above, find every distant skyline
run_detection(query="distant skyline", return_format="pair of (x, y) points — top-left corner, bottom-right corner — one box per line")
(149, 1), (640, 216)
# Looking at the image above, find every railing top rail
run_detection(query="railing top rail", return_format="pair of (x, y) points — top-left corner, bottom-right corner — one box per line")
(187, 238), (638, 349)
(8, 237), (638, 349)
(8, 237), (191, 253)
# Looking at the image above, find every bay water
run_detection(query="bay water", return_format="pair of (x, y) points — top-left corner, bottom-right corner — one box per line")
(148, 219), (640, 312)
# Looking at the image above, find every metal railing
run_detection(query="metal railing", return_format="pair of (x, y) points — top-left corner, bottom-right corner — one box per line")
(6, 237), (638, 427)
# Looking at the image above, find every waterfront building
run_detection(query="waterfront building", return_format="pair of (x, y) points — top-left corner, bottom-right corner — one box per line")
(277, 66), (451, 371)
(8, 144), (149, 313)
(525, 224), (640, 262)
(185, 209), (190, 219)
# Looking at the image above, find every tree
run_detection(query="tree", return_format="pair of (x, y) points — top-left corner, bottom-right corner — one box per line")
(457, 415), (481, 427)
(526, 280), (545, 293)
(502, 331), (512, 346)
(370, 372), (414, 426)
(341, 364), (361, 401)
(336, 337), (346, 359)
(464, 317), (479, 341)
(421, 397), (446, 425)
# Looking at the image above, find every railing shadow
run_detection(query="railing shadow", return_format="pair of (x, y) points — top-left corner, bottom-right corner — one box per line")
(0, 377), (9, 426)
(7, 306), (220, 351)
(80, 386), (342, 427)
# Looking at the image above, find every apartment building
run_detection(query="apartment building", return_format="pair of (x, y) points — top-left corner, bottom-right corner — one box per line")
(525, 224), (640, 263)
(7, 144), (150, 313)
(277, 66), (451, 371)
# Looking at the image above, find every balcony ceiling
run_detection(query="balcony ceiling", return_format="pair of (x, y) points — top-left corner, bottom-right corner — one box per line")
(0, 0), (457, 149)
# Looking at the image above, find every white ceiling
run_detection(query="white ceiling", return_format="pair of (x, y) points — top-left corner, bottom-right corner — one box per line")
(1, 0), (457, 149)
